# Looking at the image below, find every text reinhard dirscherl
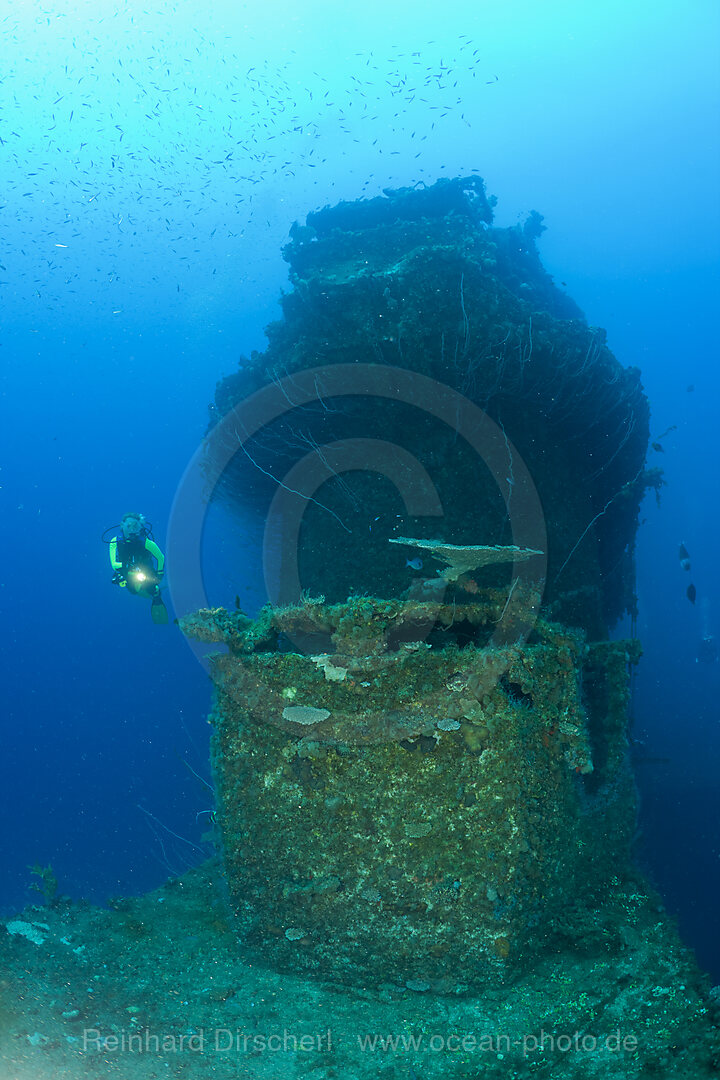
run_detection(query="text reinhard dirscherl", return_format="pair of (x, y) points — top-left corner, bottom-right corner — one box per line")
(82, 1027), (639, 1059)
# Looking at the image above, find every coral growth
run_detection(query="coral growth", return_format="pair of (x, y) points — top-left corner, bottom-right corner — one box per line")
(183, 595), (639, 989)
(210, 176), (652, 632)
(389, 535), (544, 581)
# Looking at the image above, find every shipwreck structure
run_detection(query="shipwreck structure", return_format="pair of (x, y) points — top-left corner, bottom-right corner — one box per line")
(182, 596), (639, 989)
(210, 175), (656, 635)
(186, 177), (658, 989)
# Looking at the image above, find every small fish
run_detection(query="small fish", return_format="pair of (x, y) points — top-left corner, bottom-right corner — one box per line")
(687, 583), (696, 605)
(651, 441), (664, 453)
(679, 542), (691, 571)
(405, 557), (423, 571)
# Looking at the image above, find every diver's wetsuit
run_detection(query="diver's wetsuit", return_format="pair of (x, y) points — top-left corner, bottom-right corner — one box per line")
(110, 534), (165, 596)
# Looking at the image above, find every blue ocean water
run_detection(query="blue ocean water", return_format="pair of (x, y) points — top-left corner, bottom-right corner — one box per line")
(1, 0), (718, 986)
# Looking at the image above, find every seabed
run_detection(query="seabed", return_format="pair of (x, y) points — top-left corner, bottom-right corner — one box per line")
(1, 860), (718, 1079)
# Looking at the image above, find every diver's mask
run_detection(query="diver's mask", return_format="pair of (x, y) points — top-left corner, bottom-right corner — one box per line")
(121, 514), (147, 540)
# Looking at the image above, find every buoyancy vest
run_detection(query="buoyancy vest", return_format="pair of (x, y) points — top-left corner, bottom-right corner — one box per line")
(115, 533), (153, 570)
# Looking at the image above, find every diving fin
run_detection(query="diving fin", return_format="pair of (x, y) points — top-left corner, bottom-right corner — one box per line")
(151, 594), (169, 625)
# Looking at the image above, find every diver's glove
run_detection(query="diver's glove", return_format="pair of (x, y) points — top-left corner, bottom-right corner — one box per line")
(111, 571), (127, 587)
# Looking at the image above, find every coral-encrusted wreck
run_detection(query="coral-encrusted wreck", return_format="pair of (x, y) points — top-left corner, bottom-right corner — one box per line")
(187, 177), (659, 990)
(182, 593), (640, 990)
(210, 175), (658, 635)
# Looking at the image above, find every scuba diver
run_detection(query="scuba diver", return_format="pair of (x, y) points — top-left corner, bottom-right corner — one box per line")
(107, 512), (169, 624)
